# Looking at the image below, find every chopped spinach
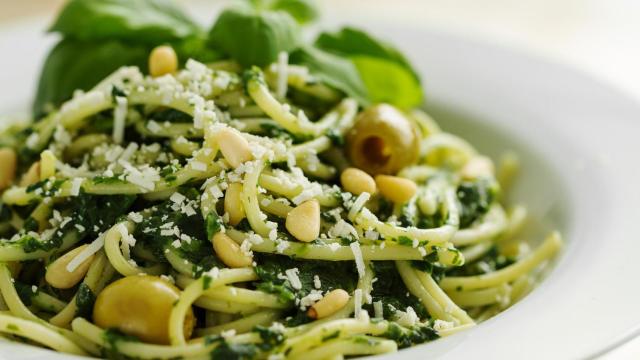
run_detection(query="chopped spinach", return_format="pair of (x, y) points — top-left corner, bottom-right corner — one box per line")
(254, 254), (357, 323)
(457, 178), (499, 229)
(447, 245), (515, 277)
(210, 341), (257, 360)
(253, 325), (285, 351)
(75, 283), (96, 319)
(383, 322), (439, 349)
(365, 262), (427, 320)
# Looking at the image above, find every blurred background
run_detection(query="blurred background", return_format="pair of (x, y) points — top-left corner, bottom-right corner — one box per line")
(2, 0), (640, 100)
(0, 0), (639, 357)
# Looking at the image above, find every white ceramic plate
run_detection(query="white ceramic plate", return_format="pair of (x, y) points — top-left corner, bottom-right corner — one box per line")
(1, 7), (640, 360)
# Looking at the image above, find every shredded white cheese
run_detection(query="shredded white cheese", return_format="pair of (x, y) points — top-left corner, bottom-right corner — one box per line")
(69, 177), (83, 196)
(112, 96), (128, 144)
(348, 192), (370, 220)
(285, 268), (302, 290)
(350, 242), (365, 278)
(374, 301), (384, 319)
(66, 233), (105, 272)
(354, 288), (363, 319)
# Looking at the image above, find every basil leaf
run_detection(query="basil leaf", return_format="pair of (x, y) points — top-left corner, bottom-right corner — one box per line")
(49, 0), (200, 43)
(351, 56), (423, 109)
(290, 46), (369, 106)
(315, 27), (424, 108)
(208, 7), (300, 67)
(268, 0), (319, 24)
(33, 39), (149, 117)
(316, 27), (419, 81)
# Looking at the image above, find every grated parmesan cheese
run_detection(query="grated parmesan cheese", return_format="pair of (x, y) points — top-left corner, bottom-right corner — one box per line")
(69, 177), (83, 196)
(374, 301), (384, 319)
(348, 192), (370, 220)
(112, 96), (128, 144)
(350, 242), (365, 278)
(354, 289), (363, 319)
(66, 233), (105, 272)
(285, 268), (302, 290)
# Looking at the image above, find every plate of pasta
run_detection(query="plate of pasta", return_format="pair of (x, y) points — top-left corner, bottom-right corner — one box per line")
(1, 0), (640, 359)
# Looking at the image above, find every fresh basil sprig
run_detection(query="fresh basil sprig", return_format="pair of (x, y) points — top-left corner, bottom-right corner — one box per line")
(34, 40), (149, 117)
(49, 0), (200, 42)
(34, 0), (424, 117)
(290, 46), (369, 106)
(250, 0), (320, 24)
(34, 0), (209, 117)
(208, 7), (301, 67)
(315, 27), (423, 108)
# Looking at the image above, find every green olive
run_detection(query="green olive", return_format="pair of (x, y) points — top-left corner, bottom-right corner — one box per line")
(93, 275), (195, 344)
(346, 104), (420, 175)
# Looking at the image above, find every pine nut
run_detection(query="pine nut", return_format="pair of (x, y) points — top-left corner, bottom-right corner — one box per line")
(285, 199), (320, 242)
(375, 175), (417, 203)
(460, 156), (494, 180)
(149, 45), (178, 77)
(45, 245), (95, 289)
(307, 289), (350, 319)
(215, 128), (254, 168)
(20, 162), (40, 187)
(0, 148), (17, 191)
(224, 183), (245, 225)
(340, 167), (376, 195)
(40, 150), (57, 180)
(212, 232), (253, 268)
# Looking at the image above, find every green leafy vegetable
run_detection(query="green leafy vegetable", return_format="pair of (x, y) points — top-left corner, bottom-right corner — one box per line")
(75, 283), (96, 319)
(209, 7), (300, 67)
(266, 0), (319, 24)
(315, 27), (423, 108)
(14, 281), (36, 306)
(365, 262), (427, 320)
(49, 0), (200, 42)
(316, 27), (419, 80)
(351, 56), (423, 109)
(134, 188), (216, 268)
(457, 178), (499, 228)
(33, 39), (148, 117)
(254, 254), (357, 324)
(447, 245), (514, 277)
(210, 341), (257, 360)
(383, 322), (439, 348)
(290, 46), (369, 106)
(253, 325), (286, 351)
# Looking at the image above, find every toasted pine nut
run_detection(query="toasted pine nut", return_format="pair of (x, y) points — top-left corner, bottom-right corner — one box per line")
(224, 183), (245, 225)
(460, 156), (494, 180)
(375, 175), (417, 203)
(340, 167), (376, 195)
(215, 128), (254, 168)
(212, 232), (253, 268)
(20, 162), (40, 187)
(149, 45), (178, 77)
(285, 199), (320, 242)
(45, 245), (95, 289)
(0, 148), (17, 191)
(40, 150), (57, 180)
(307, 289), (350, 319)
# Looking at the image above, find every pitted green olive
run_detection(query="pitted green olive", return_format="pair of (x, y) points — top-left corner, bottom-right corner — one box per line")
(93, 275), (195, 344)
(346, 104), (419, 175)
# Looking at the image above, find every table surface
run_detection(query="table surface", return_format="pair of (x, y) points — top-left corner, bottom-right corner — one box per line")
(1, 0), (639, 358)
